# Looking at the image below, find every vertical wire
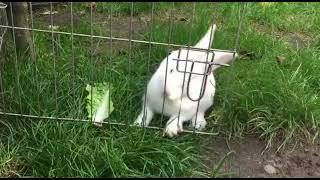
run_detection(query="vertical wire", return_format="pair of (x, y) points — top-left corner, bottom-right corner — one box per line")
(192, 19), (216, 134)
(221, 2), (245, 121)
(127, 2), (133, 125)
(9, 2), (23, 114)
(142, 2), (155, 128)
(90, 2), (93, 123)
(108, 3), (113, 128)
(271, 4), (275, 48)
(231, 3), (246, 177)
(233, 3), (244, 56)
(70, 2), (76, 117)
(266, 2), (275, 153)
(160, 2), (174, 127)
(29, 2), (41, 115)
(0, 4), (7, 113)
(0, 65), (5, 113)
(192, 3), (245, 134)
(50, 2), (58, 113)
(176, 3), (196, 130)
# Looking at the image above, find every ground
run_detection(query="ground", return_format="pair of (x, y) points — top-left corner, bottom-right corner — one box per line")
(201, 136), (320, 177)
(0, 2), (320, 178)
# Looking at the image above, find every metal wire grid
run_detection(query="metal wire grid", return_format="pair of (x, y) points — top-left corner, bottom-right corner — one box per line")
(0, 2), (245, 136)
(0, 2), (7, 53)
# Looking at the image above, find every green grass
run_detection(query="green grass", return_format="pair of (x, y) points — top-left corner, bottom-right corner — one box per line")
(211, 3), (320, 146)
(0, 118), (208, 177)
(1, 2), (320, 177)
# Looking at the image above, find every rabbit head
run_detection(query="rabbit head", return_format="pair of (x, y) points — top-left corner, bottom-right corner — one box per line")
(161, 49), (194, 101)
(162, 24), (238, 101)
(163, 50), (237, 101)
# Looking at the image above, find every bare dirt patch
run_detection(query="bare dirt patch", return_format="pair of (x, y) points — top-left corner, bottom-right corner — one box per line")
(201, 135), (320, 177)
(33, 6), (149, 56)
(251, 21), (314, 50)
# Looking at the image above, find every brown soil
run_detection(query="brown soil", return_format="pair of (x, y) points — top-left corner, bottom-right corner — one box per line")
(201, 136), (320, 177)
(33, 6), (148, 57)
(251, 21), (314, 50)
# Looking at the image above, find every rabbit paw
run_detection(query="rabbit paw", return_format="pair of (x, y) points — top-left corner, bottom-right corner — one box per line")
(133, 118), (149, 127)
(133, 118), (143, 126)
(93, 122), (103, 127)
(164, 119), (183, 138)
(192, 119), (207, 131)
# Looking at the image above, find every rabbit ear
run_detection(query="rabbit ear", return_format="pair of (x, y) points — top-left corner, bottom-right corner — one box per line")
(210, 51), (238, 72)
(194, 24), (217, 50)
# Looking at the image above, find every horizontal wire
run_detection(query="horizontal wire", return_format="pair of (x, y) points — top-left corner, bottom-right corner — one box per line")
(29, 2), (62, 6)
(3, 2), (62, 7)
(0, 24), (235, 53)
(0, 111), (219, 136)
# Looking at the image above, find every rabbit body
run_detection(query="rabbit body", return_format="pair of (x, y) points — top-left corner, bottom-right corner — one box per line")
(134, 24), (237, 137)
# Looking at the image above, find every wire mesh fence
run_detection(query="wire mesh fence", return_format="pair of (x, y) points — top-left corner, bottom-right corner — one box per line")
(0, 2), (245, 136)
(0, 2), (7, 57)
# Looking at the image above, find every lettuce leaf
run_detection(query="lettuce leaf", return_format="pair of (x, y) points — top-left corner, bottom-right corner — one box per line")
(85, 83), (114, 122)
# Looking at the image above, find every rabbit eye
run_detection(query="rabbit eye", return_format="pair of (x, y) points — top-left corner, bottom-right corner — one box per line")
(170, 69), (174, 73)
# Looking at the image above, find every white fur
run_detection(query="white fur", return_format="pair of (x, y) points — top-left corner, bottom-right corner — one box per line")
(134, 24), (238, 137)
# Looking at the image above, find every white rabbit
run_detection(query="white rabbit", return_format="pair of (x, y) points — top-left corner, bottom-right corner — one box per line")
(134, 24), (238, 137)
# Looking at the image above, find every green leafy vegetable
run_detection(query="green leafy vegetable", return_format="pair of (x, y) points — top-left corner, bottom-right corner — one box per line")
(85, 83), (114, 123)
